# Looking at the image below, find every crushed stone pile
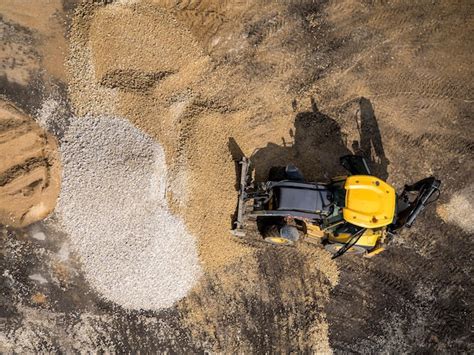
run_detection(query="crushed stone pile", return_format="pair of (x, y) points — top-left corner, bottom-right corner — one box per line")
(56, 114), (201, 310)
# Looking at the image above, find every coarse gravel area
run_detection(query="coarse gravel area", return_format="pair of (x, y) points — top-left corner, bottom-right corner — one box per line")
(56, 114), (201, 310)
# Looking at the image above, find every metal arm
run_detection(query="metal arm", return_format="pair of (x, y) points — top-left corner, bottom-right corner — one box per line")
(340, 154), (371, 175)
(391, 176), (441, 231)
(331, 228), (367, 259)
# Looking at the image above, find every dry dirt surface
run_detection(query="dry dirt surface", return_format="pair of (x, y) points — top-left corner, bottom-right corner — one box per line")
(1, 0), (473, 353)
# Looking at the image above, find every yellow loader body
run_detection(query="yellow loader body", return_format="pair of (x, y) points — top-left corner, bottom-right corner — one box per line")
(343, 175), (396, 229)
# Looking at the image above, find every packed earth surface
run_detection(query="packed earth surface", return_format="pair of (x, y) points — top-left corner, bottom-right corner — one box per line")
(1, 0), (472, 352)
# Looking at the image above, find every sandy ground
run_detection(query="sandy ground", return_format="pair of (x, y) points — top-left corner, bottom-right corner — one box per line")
(1, 0), (473, 352)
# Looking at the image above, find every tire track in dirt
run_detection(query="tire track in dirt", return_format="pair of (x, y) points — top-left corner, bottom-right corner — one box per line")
(383, 127), (474, 158)
(355, 220), (471, 349)
(370, 71), (473, 102)
(179, 244), (336, 352)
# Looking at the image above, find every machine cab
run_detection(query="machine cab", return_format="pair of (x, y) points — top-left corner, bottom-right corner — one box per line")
(342, 175), (396, 228)
(317, 175), (397, 257)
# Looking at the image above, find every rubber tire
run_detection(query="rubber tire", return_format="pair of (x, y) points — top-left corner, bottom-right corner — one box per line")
(325, 243), (367, 255)
(263, 224), (297, 246)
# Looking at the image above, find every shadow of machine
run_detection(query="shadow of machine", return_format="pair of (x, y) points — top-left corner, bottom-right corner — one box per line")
(246, 97), (389, 183)
(352, 97), (389, 180)
(249, 97), (353, 183)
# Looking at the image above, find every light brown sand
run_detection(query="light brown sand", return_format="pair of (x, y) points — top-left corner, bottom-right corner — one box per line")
(0, 99), (60, 227)
(0, 0), (67, 81)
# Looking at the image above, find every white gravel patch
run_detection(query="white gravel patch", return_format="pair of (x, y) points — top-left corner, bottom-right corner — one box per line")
(29, 274), (48, 284)
(56, 115), (201, 310)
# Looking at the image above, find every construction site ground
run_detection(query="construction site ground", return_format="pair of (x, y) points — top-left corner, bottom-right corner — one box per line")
(1, 0), (472, 352)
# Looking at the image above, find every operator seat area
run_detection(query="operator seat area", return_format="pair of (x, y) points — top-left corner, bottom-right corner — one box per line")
(272, 181), (333, 215)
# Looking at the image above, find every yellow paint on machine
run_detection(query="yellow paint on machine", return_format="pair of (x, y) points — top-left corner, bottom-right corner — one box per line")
(328, 228), (383, 249)
(343, 175), (396, 229)
(364, 246), (386, 258)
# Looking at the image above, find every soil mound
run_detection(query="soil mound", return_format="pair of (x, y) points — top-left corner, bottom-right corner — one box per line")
(0, 99), (60, 227)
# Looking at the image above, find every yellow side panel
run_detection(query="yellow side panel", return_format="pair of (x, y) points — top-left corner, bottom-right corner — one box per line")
(364, 246), (385, 258)
(329, 228), (382, 248)
(343, 175), (396, 228)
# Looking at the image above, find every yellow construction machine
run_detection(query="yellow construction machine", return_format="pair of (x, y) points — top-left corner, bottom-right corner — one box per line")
(231, 155), (441, 259)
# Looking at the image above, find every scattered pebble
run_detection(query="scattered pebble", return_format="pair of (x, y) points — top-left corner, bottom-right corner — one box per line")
(57, 243), (69, 262)
(31, 232), (46, 241)
(29, 274), (48, 284)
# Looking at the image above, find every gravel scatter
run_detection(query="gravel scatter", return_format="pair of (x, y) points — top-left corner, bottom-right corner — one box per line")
(57, 115), (201, 310)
